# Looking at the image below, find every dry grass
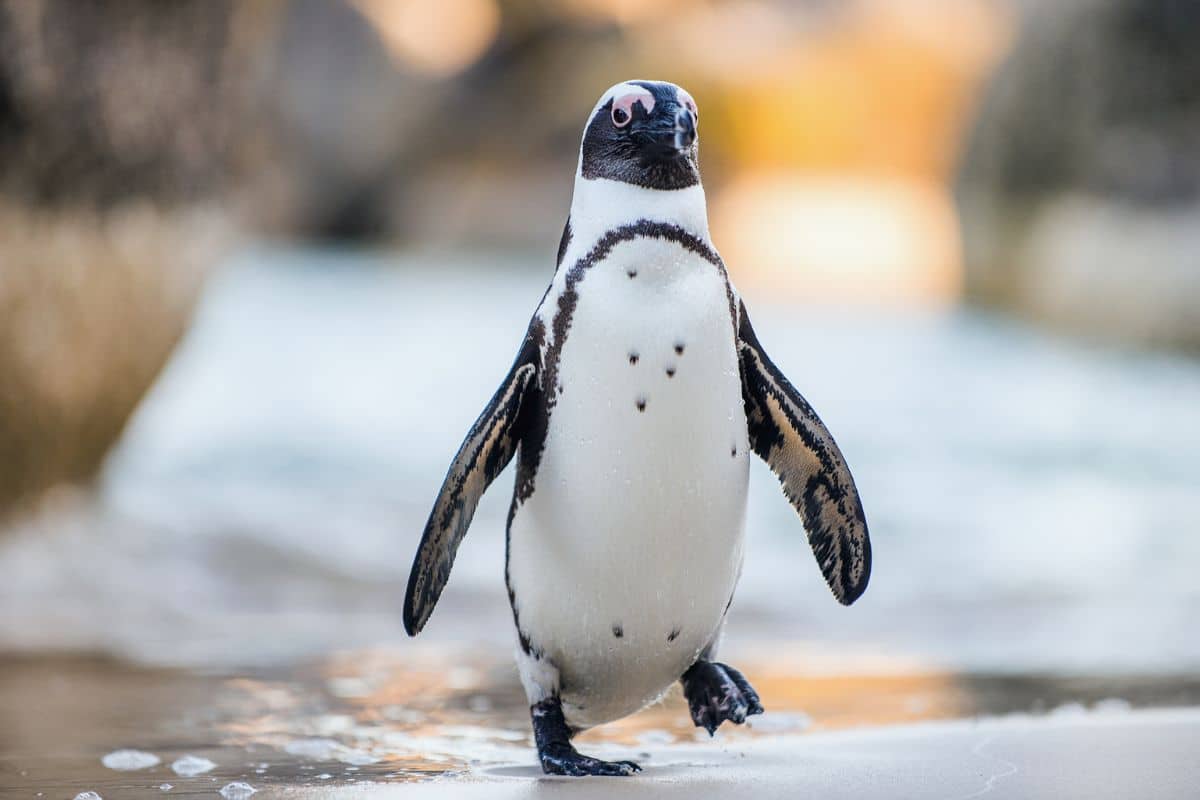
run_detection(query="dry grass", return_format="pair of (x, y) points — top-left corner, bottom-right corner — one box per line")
(0, 203), (231, 515)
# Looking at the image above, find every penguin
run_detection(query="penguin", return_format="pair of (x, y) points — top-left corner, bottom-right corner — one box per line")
(404, 80), (871, 776)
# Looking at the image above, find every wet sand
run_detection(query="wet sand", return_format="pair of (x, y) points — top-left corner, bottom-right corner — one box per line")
(3, 645), (1199, 798)
(311, 710), (1200, 799)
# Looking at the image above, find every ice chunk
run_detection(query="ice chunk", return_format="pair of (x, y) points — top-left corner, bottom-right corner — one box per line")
(101, 749), (160, 770)
(218, 782), (257, 800)
(74, 793), (102, 800)
(171, 754), (217, 776)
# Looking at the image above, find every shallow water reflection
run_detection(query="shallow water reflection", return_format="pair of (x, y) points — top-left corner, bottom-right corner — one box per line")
(4, 648), (1198, 797)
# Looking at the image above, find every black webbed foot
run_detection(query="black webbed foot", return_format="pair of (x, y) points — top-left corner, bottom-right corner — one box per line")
(680, 660), (765, 735)
(531, 697), (641, 777)
(540, 741), (642, 776)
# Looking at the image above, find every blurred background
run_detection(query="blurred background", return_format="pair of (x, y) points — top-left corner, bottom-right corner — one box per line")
(1, 0), (1199, 764)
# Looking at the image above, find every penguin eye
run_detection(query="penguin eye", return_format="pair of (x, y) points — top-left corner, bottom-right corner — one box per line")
(610, 89), (654, 129)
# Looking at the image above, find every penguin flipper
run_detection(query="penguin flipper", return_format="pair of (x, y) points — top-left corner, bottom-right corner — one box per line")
(736, 301), (872, 605)
(403, 333), (539, 635)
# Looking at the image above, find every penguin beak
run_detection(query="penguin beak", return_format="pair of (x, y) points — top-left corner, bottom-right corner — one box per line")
(634, 106), (697, 159)
(673, 108), (697, 151)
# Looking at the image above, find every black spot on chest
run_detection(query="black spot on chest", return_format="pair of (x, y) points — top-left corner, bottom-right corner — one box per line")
(517, 219), (735, 512)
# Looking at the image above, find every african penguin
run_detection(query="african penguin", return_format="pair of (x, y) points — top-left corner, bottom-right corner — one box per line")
(404, 80), (871, 777)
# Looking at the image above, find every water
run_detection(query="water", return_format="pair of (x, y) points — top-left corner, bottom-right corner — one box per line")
(284, 740), (377, 765)
(1, 244), (1197, 673)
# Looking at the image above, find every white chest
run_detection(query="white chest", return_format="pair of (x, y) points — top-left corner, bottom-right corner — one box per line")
(508, 234), (750, 728)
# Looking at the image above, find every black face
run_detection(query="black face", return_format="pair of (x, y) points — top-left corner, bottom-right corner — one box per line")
(580, 81), (700, 191)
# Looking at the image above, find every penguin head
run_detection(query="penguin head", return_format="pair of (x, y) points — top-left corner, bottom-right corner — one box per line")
(579, 80), (701, 191)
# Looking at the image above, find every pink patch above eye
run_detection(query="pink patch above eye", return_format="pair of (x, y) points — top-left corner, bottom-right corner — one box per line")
(611, 88), (655, 126)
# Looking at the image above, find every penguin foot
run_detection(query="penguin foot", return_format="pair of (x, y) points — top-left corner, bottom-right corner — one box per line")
(680, 660), (764, 735)
(531, 696), (641, 777)
(539, 742), (642, 777)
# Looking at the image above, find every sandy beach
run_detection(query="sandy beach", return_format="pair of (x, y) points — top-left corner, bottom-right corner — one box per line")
(3, 645), (1199, 798)
(313, 710), (1200, 800)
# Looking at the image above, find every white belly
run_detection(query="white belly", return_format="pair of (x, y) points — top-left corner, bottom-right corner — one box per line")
(508, 237), (750, 729)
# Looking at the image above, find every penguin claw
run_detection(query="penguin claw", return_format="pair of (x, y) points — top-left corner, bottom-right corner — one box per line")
(539, 743), (641, 777)
(728, 663), (765, 716)
(681, 661), (764, 735)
